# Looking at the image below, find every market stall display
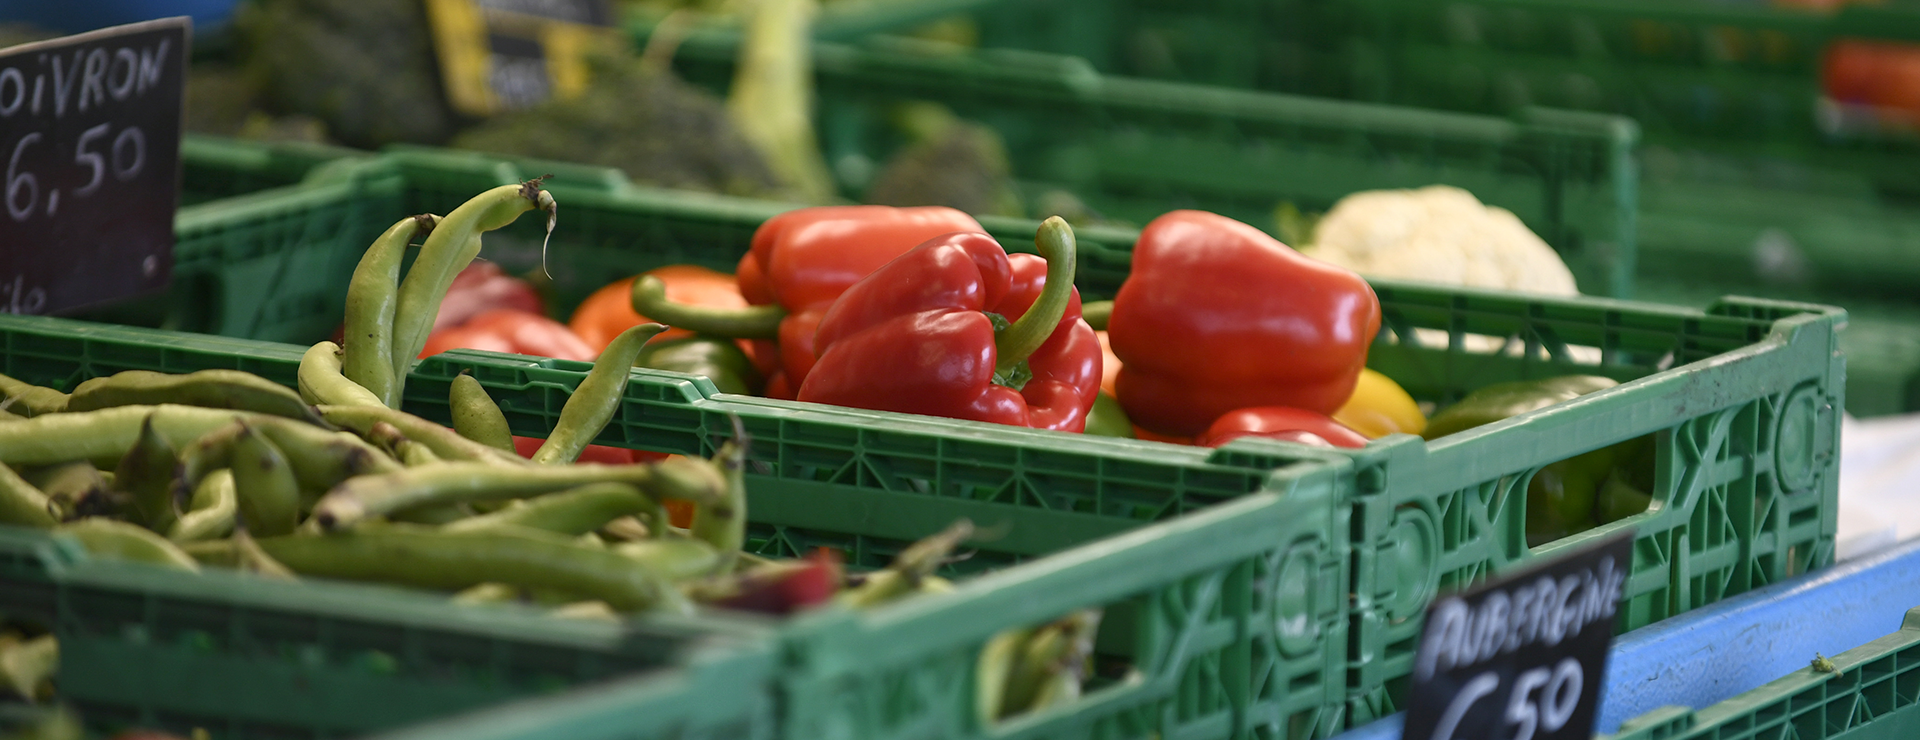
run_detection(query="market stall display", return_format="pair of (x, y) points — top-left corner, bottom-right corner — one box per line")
(0, 4), (1910, 740)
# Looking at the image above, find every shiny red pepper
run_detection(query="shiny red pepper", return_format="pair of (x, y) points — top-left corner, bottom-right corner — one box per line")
(1196, 407), (1370, 449)
(420, 308), (596, 362)
(797, 218), (1100, 432)
(633, 206), (986, 400)
(1107, 210), (1381, 438)
(432, 262), (546, 334)
(746, 206), (985, 398)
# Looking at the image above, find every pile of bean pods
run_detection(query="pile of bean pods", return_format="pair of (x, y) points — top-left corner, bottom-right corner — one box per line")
(0, 179), (954, 620)
(0, 179), (1108, 724)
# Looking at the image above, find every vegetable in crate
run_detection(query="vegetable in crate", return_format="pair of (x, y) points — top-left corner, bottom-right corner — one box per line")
(863, 103), (1024, 218)
(430, 263), (547, 335)
(632, 205), (986, 398)
(571, 266), (775, 395)
(797, 217), (1101, 432)
(451, 45), (791, 199)
(1331, 368), (1427, 439)
(1424, 375), (1654, 544)
(235, 0), (461, 149)
(420, 309), (597, 362)
(1197, 407), (1370, 449)
(1302, 185), (1579, 297)
(1106, 210), (1382, 438)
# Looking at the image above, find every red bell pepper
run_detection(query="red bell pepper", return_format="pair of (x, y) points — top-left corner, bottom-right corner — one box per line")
(432, 262), (546, 333)
(1107, 210), (1381, 438)
(631, 206), (985, 399)
(796, 218), (1100, 432)
(329, 261), (545, 345)
(420, 308), (597, 362)
(1196, 407), (1370, 449)
(707, 548), (845, 616)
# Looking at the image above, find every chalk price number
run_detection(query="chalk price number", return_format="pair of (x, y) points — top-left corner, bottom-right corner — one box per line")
(7, 123), (148, 221)
(1428, 657), (1585, 740)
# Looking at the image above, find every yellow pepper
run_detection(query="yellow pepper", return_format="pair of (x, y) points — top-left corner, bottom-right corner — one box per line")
(1332, 369), (1426, 438)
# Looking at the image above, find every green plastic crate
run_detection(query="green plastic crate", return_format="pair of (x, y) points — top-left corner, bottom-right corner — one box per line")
(875, 0), (1916, 172)
(1331, 288), (1844, 725)
(628, 30), (1640, 298)
(1602, 605), (1920, 740)
(1637, 274), (1920, 417)
(179, 135), (370, 207)
(0, 525), (775, 740)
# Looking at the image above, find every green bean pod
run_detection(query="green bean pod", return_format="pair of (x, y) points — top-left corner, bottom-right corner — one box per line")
(1003, 610), (1102, 717)
(612, 538), (726, 583)
(450, 374), (515, 453)
(0, 634), (58, 702)
(257, 421), (405, 493)
(253, 524), (689, 613)
(0, 407), (25, 422)
(444, 482), (652, 536)
(55, 519), (200, 572)
(300, 342), (386, 408)
(67, 370), (328, 427)
(233, 529), (298, 580)
(549, 601), (620, 622)
(230, 422), (300, 537)
(976, 627), (1032, 723)
(389, 502), (474, 526)
(533, 323), (667, 465)
(0, 465), (55, 529)
(0, 405), (277, 468)
(0, 373), (68, 417)
(116, 413), (179, 531)
(169, 469), (236, 543)
(840, 519), (975, 609)
(26, 462), (110, 522)
(344, 215), (438, 408)
(451, 582), (521, 605)
(395, 440), (443, 468)
(390, 181), (556, 391)
(320, 405), (525, 466)
(689, 438), (748, 556)
(310, 459), (725, 531)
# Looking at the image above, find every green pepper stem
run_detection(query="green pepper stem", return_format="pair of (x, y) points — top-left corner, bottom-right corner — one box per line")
(629, 275), (786, 339)
(1079, 300), (1111, 331)
(995, 217), (1078, 374)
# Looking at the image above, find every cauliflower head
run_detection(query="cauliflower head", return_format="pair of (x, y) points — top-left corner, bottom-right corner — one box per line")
(1304, 185), (1579, 297)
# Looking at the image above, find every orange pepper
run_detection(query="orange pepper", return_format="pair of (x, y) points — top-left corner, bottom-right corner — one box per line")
(570, 265), (746, 349)
(1096, 329), (1120, 396)
(569, 265), (780, 379)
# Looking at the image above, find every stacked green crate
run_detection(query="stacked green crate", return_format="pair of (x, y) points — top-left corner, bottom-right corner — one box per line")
(779, 0), (1920, 413)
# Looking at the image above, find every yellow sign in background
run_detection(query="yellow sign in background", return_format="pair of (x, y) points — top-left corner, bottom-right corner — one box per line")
(424, 0), (612, 117)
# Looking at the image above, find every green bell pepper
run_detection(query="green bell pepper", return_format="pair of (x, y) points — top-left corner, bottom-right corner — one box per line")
(1424, 375), (1653, 545)
(1083, 391), (1136, 438)
(635, 336), (765, 397)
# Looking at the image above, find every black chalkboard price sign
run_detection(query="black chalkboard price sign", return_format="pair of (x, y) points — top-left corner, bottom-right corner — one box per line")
(1401, 530), (1635, 740)
(0, 18), (188, 316)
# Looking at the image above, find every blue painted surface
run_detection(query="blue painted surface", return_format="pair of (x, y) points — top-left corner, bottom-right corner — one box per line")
(3, 2), (239, 36)
(1328, 537), (1920, 740)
